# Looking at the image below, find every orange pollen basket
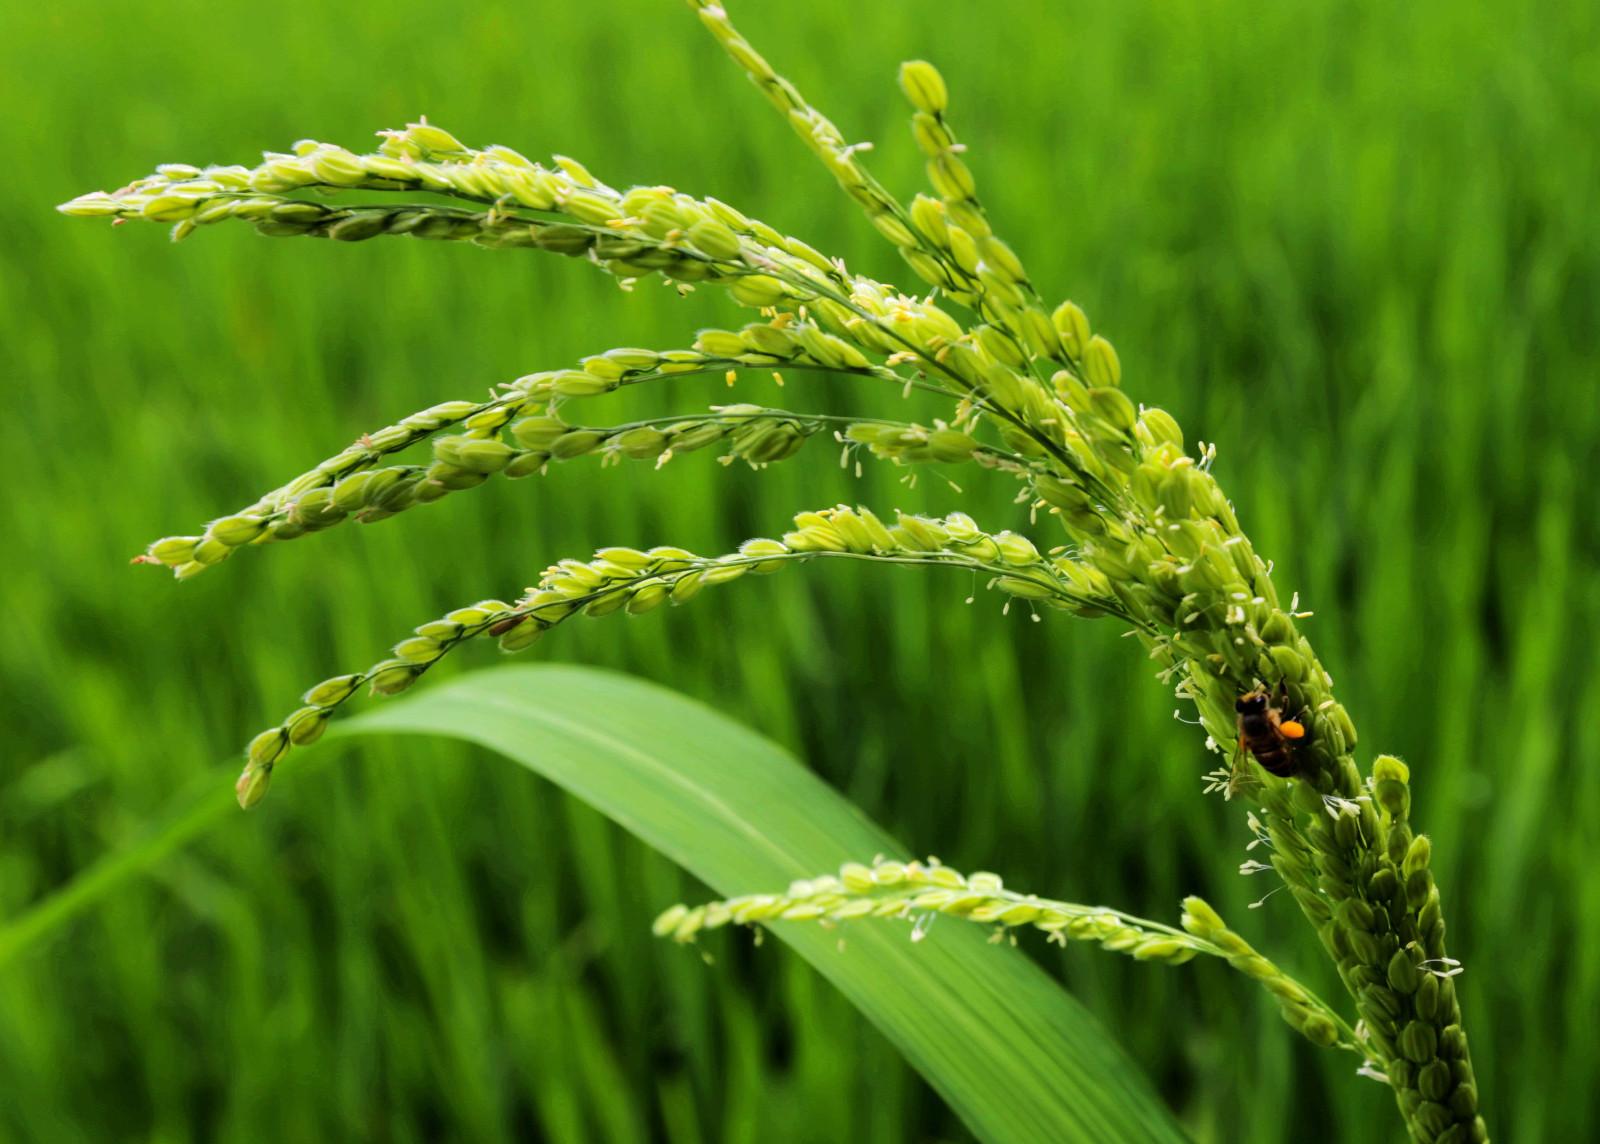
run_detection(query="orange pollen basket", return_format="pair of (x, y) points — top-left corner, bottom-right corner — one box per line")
(1279, 720), (1306, 740)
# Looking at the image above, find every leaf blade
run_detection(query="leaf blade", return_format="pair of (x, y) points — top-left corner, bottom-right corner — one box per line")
(344, 664), (1188, 1144)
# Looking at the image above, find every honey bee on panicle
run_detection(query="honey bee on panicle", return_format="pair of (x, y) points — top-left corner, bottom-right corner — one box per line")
(1234, 683), (1308, 780)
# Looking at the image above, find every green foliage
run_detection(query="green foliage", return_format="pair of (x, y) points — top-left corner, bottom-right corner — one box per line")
(3, 0), (1595, 1140)
(0, 665), (1191, 1142)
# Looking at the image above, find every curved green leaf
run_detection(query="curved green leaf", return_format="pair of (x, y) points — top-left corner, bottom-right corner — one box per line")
(343, 665), (1188, 1144)
(0, 664), (1187, 1142)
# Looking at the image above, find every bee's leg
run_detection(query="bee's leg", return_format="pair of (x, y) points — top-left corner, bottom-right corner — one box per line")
(1275, 680), (1313, 735)
(1226, 739), (1260, 800)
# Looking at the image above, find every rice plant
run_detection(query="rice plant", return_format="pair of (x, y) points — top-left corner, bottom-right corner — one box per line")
(58, 2), (1487, 1139)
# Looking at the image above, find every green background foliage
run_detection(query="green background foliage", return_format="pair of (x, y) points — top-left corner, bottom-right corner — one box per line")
(2, 0), (1594, 1139)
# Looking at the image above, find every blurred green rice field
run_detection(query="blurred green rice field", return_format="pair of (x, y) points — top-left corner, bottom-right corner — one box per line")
(2, 0), (1596, 1139)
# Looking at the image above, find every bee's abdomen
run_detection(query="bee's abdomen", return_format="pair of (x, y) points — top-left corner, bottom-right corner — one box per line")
(1249, 744), (1297, 777)
(1238, 713), (1299, 777)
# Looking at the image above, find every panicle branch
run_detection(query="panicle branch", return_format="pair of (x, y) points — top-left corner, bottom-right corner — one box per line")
(656, 856), (1357, 1052)
(235, 506), (1122, 807)
(61, 125), (1137, 488)
(134, 314), (1014, 578)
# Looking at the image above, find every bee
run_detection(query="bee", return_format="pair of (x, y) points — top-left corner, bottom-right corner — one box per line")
(1235, 685), (1307, 778)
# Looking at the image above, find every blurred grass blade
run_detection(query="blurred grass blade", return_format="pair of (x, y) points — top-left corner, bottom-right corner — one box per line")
(341, 664), (1188, 1144)
(0, 750), (342, 970)
(0, 776), (233, 968)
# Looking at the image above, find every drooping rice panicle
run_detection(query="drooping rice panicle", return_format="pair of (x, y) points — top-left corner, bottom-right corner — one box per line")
(64, 7), (1487, 1136)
